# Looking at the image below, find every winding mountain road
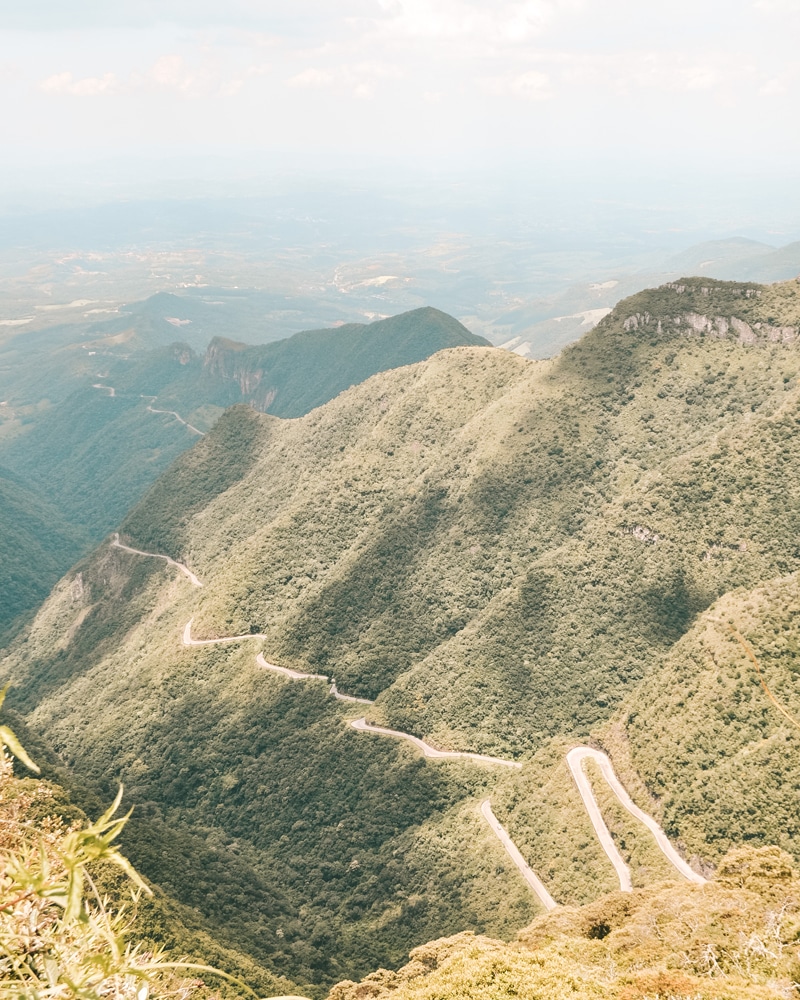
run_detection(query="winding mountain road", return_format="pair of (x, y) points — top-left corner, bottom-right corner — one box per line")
(566, 747), (706, 891)
(142, 395), (204, 436)
(329, 682), (374, 705)
(256, 652), (329, 682)
(351, 718), (521, 768)
(111, 533), (706, 907)
(183, 618), (266, 645)
(480, 800), (558, 910)
(254, 657), (374, 702)
(111, 534), (203, 587)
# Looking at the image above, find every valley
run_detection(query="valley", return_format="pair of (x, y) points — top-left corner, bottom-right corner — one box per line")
(0, 306), (485, 634)
(5, 275), (800, 996)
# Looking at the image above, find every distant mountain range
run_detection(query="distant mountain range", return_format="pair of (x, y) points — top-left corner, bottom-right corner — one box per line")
(6, 275), (800, 994)
(0, 306), (486, 633)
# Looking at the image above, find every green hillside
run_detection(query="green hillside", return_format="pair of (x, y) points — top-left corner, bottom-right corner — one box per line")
(7, 713), (798, 999)
(607, 571), (800, 863)
(5, 276), (800, 990)
(0, 308), (487, 538)
(0, 711), (307, 999)
(195, 306), (490, 417)
(0, 468), (88, 636)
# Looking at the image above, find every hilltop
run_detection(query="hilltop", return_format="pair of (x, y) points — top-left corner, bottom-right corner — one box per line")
(198, 306), (487, 417)
(332, 845), (800, 999)
(5, 276), (800, 990)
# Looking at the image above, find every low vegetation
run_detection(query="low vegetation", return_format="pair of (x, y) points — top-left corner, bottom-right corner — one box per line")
(331, 846), (800, 999)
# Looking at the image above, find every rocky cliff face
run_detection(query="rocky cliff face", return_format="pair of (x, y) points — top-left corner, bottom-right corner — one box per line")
(618, 279), (800, 347)
(623, 309), (799, 344)
(203, 338), (274, 409)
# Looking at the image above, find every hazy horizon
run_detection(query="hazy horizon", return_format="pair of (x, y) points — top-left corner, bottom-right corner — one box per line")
(1, 1), (799, 355)
(1, 1), (798, 227)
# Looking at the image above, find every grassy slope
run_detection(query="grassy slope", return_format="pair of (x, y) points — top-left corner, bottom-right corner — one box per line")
(7, 276), (800, 985)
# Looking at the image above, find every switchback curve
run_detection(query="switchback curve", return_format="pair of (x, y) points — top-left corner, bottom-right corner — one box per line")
(566, 747), (706, 891)
(111, 534), (203, 588)
(111, 534), (706, 906)
(182, 618), (266, 646)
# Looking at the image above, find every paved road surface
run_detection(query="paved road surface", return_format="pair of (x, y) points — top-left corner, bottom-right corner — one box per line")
(566, 747), (706, 891)
(351, 718), (522, 768)
(142, 395), (204, 435)
(256, 652), (329, 682)
(183, 618), (266, 645)
(329, 682), (374, 705)
(480, 800), (558, 910)
(111, 533), (203, 587)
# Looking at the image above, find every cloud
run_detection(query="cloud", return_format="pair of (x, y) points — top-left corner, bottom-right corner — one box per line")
(286, 60), (401, 98)
(483, 68), (552, 100)
(145, 54), (204, 93)
(287, 67), (335, 88)
(38, 55), (249, 100)
(39, 71), (118, 95)
(370, 0), (559, 44)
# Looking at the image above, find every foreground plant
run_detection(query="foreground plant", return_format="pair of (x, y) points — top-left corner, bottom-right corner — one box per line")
(0, 692), (242, 1000)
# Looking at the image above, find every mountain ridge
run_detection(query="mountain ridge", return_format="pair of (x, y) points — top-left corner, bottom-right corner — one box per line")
(0, 306), (486, 636)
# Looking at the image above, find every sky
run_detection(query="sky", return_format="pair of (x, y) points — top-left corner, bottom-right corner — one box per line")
(0, 0), (799, 234)
(1, 1), (798, 163)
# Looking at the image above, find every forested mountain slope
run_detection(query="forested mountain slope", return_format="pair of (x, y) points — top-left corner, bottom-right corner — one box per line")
(5, 276), (800, 991)
(0, 308), (485, 536)
(121, 276), (800, 749)
(195, 306), (488, 417)
(608, 570), (800, 864)
(0, 307), (484, 629)
(0, 468), (88, 636)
